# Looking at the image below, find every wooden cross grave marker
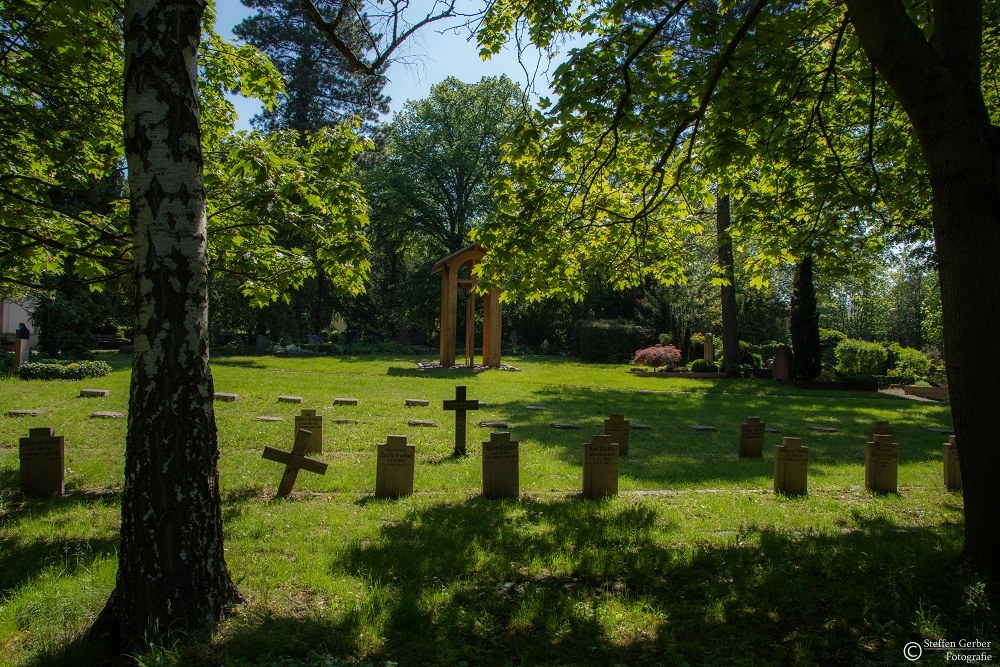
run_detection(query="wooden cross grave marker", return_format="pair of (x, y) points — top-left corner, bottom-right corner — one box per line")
(262, 428), (328, 499)
(443, 384), (481, 456)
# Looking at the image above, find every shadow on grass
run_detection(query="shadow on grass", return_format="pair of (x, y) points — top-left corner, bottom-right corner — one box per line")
(0, 489), (120, 594)
(207, 497), (994, 666)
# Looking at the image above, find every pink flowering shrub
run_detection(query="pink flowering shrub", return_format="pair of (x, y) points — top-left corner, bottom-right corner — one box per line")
(633, 344), (682, 370)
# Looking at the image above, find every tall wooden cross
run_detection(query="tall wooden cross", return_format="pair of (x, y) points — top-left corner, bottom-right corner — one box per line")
(443, 384), (481, 456)
(262, 428), (328, 498)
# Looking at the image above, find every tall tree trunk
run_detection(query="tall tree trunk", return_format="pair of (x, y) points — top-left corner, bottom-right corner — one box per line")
(90, 0), (240, 651)
(716, 193), (741, 374)
(789, 254), (821, 381)
(847, 1), (1000, 578)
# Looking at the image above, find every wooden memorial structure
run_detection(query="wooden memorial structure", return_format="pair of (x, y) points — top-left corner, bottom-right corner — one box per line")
(431, 243), (502, 368)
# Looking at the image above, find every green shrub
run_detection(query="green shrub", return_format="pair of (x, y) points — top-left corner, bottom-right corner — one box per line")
(889, 345), (932, 381)
(688, 359), (719, 372)
(19, 360), (112, 380)
(689, 332), (705, 361)
(0, 351), (13, 378)
(738, 341), (764, 369)
(834, 339), (887, 376)
(819, 328), (848, 368)
(573, 320), (654, 363)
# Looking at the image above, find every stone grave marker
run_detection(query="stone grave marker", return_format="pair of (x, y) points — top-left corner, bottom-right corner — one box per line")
(772, 344), (793, 381)
(865, 434), (900, 494)
(808, 425), (838, 433)
(739, 416), (766, 458)
(943, 435), (962, 492)
(261, 428), (328, 499)
(689, 425), (716, 432)
(773, 437), (808, 495)
(405, 398), (430, 407)
(631, 423), (653, 431)
(604, 413), (630, 456)
(583, 434), (619, 499)
(524, 405), (546, 411)
(870, 420), (894, 440)
(8, 409), (41, 417)
(482, 431), (519, 499)
(256, 416), (283, 422)
(332, 418), (360, 425)
(375, 435), (415, 498)
(334, 398), (359, 406)
(443, 385), (481, 456)
(214, 392), (239, 402)
(407, 419), (438, 427)
(13, 323), (31, 372)
(479, 420), (509, 429)
(704, 333), (715, 363)
(278, 395), (303, 404)
(90, 411), (124, 419)
(551, 423), (580, 430)
(19, 427), (65, 496)
(294, 409), (323, 454)
(79, 389), (110, 398)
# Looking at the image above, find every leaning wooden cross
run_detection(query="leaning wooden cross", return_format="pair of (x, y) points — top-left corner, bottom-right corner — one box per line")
(443, 384), (481, 456)
(262, 428), (328, 498)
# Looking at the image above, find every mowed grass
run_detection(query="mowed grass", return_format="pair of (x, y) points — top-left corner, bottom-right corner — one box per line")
(0, 354), (995, 666)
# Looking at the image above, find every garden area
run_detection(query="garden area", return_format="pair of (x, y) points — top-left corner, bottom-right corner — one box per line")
(2, 353), (995, 665)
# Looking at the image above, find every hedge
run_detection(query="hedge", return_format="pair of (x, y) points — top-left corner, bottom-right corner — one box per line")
(573, 320), (654, 363)
(19, 360), (113, 380)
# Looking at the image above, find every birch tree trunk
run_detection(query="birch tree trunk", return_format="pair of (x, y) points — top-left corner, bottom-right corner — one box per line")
(847, 0), (1000, 578)
(91, 0), (241, 649)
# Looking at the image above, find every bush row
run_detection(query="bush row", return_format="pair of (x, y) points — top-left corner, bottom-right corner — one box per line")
(574, 320), (654, 363)
(19, 360), (113, 380)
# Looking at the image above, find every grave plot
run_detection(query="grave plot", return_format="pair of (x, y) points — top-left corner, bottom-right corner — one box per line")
(261, 428), (328, 499)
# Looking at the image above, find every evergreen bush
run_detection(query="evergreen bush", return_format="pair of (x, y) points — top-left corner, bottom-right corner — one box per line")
(573, 320), (654, 363)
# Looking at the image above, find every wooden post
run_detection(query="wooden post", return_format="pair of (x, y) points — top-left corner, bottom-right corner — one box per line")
(943, 435), (962, 491)
(482, 288), (502, 367)
(439, 264), (457, 366)
(465, 285), (476, 367)
(262, 428), (328, 499)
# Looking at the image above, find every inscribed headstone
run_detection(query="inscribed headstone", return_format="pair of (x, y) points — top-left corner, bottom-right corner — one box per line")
(278, 395), (303, 404)
(773, 436), (808, 495)
(704, 333), (714, 363)
(375, 435), (415, 498)
(482, 431), (519, 499)
(865, 434), (900, 494)
(604, 413), (630, 456)
(583, 434), (619, 499)
(79, 389), (110, 398)
(18, 427), (64, 496)
(214, 392), (239, 402)
(943, 435), (962, 492)
(294, 409), (323, 454)
(739, 416), (765, 458)
(869, 420), (894, 440)
(405, 398), (430, 407)
(334, 398), (359, 406)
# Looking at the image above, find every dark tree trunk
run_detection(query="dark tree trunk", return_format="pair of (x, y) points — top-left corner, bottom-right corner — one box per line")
(716, 193), (741, 374)
(90, 0), (241, 652)
(789, 254), (821, 381)
(847, 1), (1000, 578)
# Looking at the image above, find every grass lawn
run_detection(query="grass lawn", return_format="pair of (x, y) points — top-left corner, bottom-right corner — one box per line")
(0, 354), (995, 666)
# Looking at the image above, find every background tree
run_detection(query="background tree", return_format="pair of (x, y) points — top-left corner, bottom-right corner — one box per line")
(789, 254), (821, 380)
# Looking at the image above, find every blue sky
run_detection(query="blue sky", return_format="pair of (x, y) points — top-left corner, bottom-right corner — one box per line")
(214, 0), (559, 129)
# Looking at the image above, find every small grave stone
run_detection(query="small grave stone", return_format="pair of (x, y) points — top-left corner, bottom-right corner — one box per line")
(865, 433), (900, 494)
(772, 345), (793, 382)
(262, 428), (328, 499)
(689, 425), (716, 432)
(79, 389), (110, 398)
(550, 423), (580, 430)
(604, 413), (630, 456)
(583, 434), (619, 499)
(870, 420), (894, 440)
(214, 392), (239, 402)
(482, 431), (519, 499)
(294, 409), (323, 454)
(479, 420), (509, 429)
(808, 425), (838, 433)
(704, 333), (715, 363)
(255, 333), (267, 355)
(943, 435), (962, 492)
(407, 419), (438, 427)
(13, 324), (31, 372)
(765, 427), (780, 433)
(334, 398), (359, 406)
(443, 385), (481, 456)
(256, 416), (283, 422)
(90, 411), (124, 419)
(19, 427), (64, 496)
(332, 418), (360, 425)
(7, 409), (41, 417)
(926, 427), (954, 434)
(773, 437), (808, 496)
(631, 423), (653, 431)
(739, 416), (765, 458)
(524, 405), (546, 411)
(405, 398), (430, 407)
(278, 395), (303, 404)
(375, 435), (415, 498)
